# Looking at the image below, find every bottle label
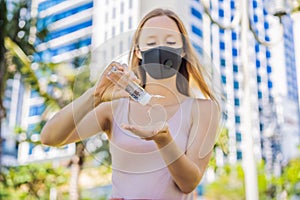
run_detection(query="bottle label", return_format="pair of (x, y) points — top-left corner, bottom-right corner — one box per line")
(125, 81), (146, 101)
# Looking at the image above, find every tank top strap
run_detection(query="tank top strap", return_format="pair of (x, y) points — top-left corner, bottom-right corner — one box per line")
(182, 97), (194, 127)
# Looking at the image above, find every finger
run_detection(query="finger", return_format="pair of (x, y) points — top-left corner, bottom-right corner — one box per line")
(105, 62), (124, 75)
(93, 61), (126, 102)
(122, 63), (128, 69)
(112, 90), (130, 99)
(121, 123), (136, 132)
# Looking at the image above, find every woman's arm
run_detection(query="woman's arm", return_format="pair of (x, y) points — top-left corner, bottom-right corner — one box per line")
(40, 88), (96, 146)
(58, 101), (113, 146)
(40, 62), (127, 147)
(153, 99), (220, 194)
(122, 99), (220, 194)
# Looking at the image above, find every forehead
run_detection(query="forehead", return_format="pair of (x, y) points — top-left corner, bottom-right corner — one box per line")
(139, 15), (181, 37)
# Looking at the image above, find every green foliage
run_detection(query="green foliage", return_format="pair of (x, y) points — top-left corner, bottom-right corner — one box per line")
(215, 128), (229, 155)
(72, 66), (93, 99)
(204, 158), (300, 199)
(292, 0), (300, 13)
(0, 163), (69, 200)
(205, 163), (245, 200)
(208, 127), (229, 170)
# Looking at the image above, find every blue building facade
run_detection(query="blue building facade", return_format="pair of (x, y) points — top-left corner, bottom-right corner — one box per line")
(189, 0), (299, 166)
(17, 0), (94, 163)
(3, 0), (94, 165)
(34, 0), (94, 63)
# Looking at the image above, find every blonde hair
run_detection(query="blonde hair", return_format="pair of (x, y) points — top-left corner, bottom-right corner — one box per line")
(128, 8), (218, 104)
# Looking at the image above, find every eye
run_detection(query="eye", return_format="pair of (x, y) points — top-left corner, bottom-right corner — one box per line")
(167, 41), (176, 45)
(147, 42), (156, 46)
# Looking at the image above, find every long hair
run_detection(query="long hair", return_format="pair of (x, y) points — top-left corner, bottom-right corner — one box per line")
(128, 8), (218, 105)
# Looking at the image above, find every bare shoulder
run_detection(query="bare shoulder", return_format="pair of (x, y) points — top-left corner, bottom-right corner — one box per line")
(191, 98), (220, 122)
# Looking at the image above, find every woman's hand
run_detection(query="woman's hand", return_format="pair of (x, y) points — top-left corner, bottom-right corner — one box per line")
(121, 121), (171, 143)
(93, 62), (140, 106)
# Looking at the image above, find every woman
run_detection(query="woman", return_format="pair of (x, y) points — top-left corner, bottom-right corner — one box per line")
(41, 8), (221, 200)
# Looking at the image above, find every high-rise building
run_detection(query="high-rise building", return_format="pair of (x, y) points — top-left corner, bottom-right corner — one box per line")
(189, 0), (263, 164)
(2, 74), (24, 166)
(275, 15), (300, 162)
(19, 0), (95, 163)
(33, 0), (94, 63)
(189, 0), (300, 169)
(4, 0), (95, 164)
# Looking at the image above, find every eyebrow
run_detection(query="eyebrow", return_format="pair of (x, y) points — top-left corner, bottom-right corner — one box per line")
(144, 34), (179, 39)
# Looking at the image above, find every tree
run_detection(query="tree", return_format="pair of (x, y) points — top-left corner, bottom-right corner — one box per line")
(0, 0), (8, 168)
(0, 163), (69, 199)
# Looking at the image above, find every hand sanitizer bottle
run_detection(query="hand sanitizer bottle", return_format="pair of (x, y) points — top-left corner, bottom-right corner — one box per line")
(106, 66), (152, 105)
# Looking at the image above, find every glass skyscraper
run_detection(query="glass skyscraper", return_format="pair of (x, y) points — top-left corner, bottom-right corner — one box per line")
(17, 0), (94, 163)
(189, 0), (300, 167)
(34, 0), (93, 63)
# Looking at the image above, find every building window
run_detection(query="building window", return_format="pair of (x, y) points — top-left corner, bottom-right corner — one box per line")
(105, 13), (108, 23)
(27, 123), (36, 133)
(121, 2), (124, 14)
(230, 1), (235, 9)
(265, 36), (270, 42)
(268, 81), (273, 88)
(259, 123), (263, 131)
(30, 90), (40, 98)
(119, 41), (123, 54)
(266, 50), (271, 58)
(112, 7), (116, 19)
(235, 115), (241, 124)
(191, 25), (203, 38)
(220, 41), (225, 50)
(255, 44), (260, 52)
(29, 104), (45, 116)
(232, 32), (237, 40)
(111, 46), (115, 58)
(220, 58), (226, 66)
(120, 21), (124, 33)
(221, 75), (226, 84)
(234, 98), (240, 106)
(232, 48), (238, 56)
(112, 27), (115, 37)
(256, 59), (260, 68)
(257, 75), (261, 83)
(129, 0), (132, 9)
(264, 22), (269, 29)
(258, 91), (262, 99)
(191, 7), (202, 20)
(234, 81), (239, 89)
(128, 16), (132, 29)
(253, 1), (258, 8)
(237, 150), (242, 160)
(236, 132), (242, 142)
(253, 14), (258, 23)
(267, 65), (272, 73)
(104, 32), (107, 40)
(233, 64), (238, 72)
(218, 9), (224, 17)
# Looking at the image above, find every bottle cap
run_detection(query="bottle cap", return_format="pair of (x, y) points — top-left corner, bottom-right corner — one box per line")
(139, 93), (152, 106)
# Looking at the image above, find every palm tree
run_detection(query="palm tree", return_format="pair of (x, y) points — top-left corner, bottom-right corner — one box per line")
(0, 0), (59, 171)
(0, 0), (7, 168)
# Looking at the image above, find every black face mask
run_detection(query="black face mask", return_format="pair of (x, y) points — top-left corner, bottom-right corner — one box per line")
(141, 46), (183, 79)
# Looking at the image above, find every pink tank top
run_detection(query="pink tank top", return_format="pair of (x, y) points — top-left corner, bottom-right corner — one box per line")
(110, 98), (194, 200)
